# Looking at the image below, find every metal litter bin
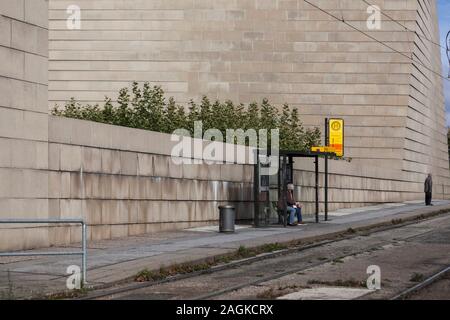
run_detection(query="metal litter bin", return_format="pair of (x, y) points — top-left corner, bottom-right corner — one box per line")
(219, 205), (235, 233)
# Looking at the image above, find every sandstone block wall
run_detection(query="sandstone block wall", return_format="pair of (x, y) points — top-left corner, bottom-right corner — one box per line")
(404, 1), (449, 198)
(47, 116), (255, 245)
(0, 0), (50, 250)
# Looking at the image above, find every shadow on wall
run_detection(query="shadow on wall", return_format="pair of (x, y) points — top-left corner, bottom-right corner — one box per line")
(226, 182), (254, 222)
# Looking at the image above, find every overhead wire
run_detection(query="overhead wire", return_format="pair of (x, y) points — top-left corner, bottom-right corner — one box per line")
(361, 0), (447, 52)
(301, 0), (450, 82)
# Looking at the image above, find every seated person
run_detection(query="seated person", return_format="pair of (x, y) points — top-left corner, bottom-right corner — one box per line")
(278, 183), (304, 226)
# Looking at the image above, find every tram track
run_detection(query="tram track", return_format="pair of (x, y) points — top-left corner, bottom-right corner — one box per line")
(81, 237), (352, 300)
(390, 265), (450, 300)
(83, 212), (450, 300)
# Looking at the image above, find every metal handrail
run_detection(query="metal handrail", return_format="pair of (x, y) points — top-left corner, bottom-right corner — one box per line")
(0, 218), (87, 285)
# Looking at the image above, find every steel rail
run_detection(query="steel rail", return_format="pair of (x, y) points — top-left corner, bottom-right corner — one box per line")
(0, 218), (87, 285)
(390, 265), (450, 300)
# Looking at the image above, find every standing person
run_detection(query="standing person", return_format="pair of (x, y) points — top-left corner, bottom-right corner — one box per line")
(424, 174), (433, 206)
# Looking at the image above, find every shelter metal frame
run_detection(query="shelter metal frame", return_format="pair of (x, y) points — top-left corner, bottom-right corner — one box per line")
(254, 149), (331, 228)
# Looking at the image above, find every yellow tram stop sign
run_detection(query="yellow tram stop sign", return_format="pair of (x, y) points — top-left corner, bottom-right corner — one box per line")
(328, 118), (344, 157)
(311, 118), (344, 157)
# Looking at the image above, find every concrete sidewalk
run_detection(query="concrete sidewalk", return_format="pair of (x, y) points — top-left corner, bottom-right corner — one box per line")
(1, 200), (449, 299)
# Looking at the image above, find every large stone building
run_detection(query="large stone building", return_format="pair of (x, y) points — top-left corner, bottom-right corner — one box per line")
(0, 0), (50, 249)
(47, 0), (450, 199)
(0, 0), (449, 250)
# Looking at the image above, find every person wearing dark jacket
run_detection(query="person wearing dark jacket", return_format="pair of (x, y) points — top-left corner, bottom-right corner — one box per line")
(424, 174), (433, 206)
(278, 183), (304, 226)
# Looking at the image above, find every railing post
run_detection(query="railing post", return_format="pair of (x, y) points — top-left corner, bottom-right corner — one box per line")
(325, 118), (329, 221)
(315, 155), (319, 223)
(82, 222), (87, 285)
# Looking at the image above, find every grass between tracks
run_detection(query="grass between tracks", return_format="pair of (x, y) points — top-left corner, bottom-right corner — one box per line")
(135, 243), (288, 282)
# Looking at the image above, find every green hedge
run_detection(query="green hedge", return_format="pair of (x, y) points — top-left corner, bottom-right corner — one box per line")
(51, 82), (321, 152)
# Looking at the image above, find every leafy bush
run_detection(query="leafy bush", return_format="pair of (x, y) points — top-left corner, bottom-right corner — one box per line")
(51, 82), (321, 151)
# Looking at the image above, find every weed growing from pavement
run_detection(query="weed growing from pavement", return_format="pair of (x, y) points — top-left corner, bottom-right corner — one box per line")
(257, 288), (278, 299)
(257, 284), (311, 299)
(307, 279), (366, 288)
(0, 270), (15, 300)
(332, 258), (344, 264)
(410, 273), (425, 282)
(237, 245), (251, 258)
(44, 287), (92, 300)
(278, 284), (303, 291)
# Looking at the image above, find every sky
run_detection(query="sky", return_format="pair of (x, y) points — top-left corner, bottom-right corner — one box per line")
(438, 0), (450, 126)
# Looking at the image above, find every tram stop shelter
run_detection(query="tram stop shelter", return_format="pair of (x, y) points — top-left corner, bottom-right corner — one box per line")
(253, 150), (332, 228)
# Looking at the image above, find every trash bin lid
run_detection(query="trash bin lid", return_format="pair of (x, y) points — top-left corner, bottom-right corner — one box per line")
(218, 205), (235, 209)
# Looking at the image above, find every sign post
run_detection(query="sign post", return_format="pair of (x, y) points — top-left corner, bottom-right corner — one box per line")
(311, 118), (345, 222)
(325, 119), (329, 221)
